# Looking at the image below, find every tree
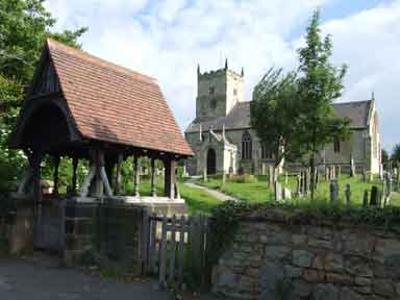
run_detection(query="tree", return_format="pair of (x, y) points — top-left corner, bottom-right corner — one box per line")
(392, 144), (400, 164)
(296, 10), (350, 200)
(251, 68), (302, 180)
(381, 148), (389, 168)
(0, 0), (87, 192)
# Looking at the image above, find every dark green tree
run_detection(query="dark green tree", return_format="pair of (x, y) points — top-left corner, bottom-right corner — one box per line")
(296, 10), (350, 200)
(0, 0), (87, 192)
(251, 68), (302, 180)
(381, 148), (389, 168)
(392, 144), (400, 164)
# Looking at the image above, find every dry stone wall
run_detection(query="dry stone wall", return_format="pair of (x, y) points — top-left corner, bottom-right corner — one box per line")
(212, 213), (400, 299)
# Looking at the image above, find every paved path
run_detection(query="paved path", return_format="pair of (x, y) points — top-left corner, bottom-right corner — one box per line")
(0, 257), (169, 300)
(184, 182), (238, 202)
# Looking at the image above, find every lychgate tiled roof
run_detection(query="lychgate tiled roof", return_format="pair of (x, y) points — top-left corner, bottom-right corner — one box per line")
(185, 100), (372, 133)
(46, 39), (192, 156)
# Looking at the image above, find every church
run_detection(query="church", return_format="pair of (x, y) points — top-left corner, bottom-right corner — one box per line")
(184, 62), (382, 176)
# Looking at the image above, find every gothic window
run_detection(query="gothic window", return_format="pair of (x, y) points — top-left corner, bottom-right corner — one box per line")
(241, 130), (252, 159)
(261, 144), (273, 159)
(334, 138), (340, 153)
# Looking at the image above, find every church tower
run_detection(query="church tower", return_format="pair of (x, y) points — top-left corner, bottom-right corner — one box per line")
(196, 59), (244, 121)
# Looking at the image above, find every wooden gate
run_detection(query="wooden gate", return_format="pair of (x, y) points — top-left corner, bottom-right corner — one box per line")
(34, 199), (65, 254)
(144, 214), (210, 289)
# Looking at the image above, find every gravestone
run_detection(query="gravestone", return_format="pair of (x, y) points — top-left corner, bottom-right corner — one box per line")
(370, 186), (378, 206)
(350, 153), (356, 177)
(296, 175), (301, 196)
(345, 184), (351, 206)
(363, 190), (369, 207)
(330, 179), (339, 205)
(269, 165), (274, 188)
(274, 181), (282, 202)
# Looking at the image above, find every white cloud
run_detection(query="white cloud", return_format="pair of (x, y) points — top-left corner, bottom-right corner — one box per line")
(44, 0), (400, 150)
(322, 1), (400, 150)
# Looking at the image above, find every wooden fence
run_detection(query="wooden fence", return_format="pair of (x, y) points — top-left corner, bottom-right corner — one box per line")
(144, 213), (209, 290)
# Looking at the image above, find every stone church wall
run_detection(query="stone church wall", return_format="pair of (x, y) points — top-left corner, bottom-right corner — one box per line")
(212, 213), (400, 299)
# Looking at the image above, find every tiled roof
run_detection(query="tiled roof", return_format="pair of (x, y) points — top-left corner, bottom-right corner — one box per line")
(185, 100), (372, 133)
(47, 39), (192, 156)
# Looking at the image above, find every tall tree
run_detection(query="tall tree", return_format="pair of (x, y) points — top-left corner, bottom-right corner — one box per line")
(251, 68), (302, 180)
(0, 0), (87, 192)
(392, 144), (400, 164)
(296, 10), (349, 200)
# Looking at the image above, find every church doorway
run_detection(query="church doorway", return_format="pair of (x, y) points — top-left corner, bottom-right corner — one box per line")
(207, 148), (216, 175)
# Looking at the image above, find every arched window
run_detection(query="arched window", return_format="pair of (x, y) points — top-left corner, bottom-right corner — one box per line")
(241, 131), (252, 159)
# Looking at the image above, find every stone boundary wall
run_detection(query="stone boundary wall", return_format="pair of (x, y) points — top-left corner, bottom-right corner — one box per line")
(212, 212), (400, 299)
(64, 202), (147, 275)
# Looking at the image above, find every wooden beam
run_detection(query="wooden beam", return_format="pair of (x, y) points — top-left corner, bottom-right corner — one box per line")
(150, 157), (156, 197)
(53, 155), (60, 195)
(114, 153), (123, 195)
(164, 158), (176, 199)
(71, 156), (78, 194)
(133, 154), (140, 197)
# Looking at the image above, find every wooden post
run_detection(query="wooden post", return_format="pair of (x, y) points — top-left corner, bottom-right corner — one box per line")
(168, 215), (177, 283)
(114, 154), (123, 195)
(274, 181), (281, 202)
(159, 215), (167, 287)
(71, 156), (78, 194)
(134, 155), (140, 197)
(178, 215), (185, 289)
(164, 158), (176, 199)
(53, 155), (60, 195)
(30, 150), (43, 206)
(345, 184), (351, 206)
(151, 157), (156, 197)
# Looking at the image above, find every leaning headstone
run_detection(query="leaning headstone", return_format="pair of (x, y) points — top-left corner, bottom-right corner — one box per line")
(363, 190), (369, 207)
(345, 184), (351, 206)
(370, 186), (378, 207)
(330, 179), (339, 205)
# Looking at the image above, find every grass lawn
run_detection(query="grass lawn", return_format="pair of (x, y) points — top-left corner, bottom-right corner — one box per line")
(197, 174), (400, 207)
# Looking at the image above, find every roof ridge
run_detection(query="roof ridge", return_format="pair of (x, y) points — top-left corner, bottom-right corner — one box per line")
(334, 99), (372, 105)
(46, 38), (156, 85)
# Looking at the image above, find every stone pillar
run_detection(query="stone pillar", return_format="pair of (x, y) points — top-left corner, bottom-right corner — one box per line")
(53, 155), (60, 195)
(164, 158), (176, 199)
(150, 157), (156, 197)
(133, 155), (140, 197)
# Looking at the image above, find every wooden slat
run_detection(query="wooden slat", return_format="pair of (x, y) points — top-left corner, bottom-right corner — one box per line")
(178, 215), (185, 289)
(168, 215), (177, 283)
(149, 213), (158, 275)
(159, 215), (167, 287)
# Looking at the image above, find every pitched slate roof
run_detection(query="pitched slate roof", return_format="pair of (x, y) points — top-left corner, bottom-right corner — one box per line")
(185, 100), (372, 133)
(46, 39), (192, 156)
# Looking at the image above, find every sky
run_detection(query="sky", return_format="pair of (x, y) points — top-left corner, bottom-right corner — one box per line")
(44, 0), (400, 151)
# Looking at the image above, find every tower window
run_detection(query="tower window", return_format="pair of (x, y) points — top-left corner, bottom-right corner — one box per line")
(334, 138), (340, 153)
(209, 86), (215, 95)
(242, 130), (252, 160)
(233, 88), (237, 96)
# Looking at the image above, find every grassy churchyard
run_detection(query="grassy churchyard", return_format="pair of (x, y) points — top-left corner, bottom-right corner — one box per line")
(193, 173), (400, 209)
